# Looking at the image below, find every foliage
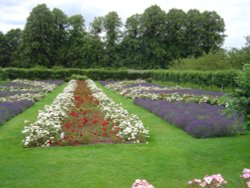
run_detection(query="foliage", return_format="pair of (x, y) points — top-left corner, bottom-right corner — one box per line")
(151, 70), (239, 88)
(65, 74), (88, 81)
(0, 67), (151, 80)
(229, 64), (250, 128)
(170, 51), (231, 70)
(0, 4), (227, 69)
(19, 4), (56, 67)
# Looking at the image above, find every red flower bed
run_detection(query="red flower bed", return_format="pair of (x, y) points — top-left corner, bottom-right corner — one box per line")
(56, 81), (121, 146)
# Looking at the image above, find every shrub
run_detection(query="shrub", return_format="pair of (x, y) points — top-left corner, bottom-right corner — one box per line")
(65, 74), (88, 81)
(229, 64), (250, 128)
(170, 51), (231, 71)
(151, 70), (239, 88)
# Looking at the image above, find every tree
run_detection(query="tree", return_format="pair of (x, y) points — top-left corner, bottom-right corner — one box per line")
(90, 16), (104, 37)
(103, 11), (122, 66)
(140, 5), (169, 68)
(0, 32), (7, 67)
(165, 9), (186, 59)
(20, 4), (56, 67)
(81, 34), (107, 68)
(120, 14), (143, 68)
(51, 8), (69, 67)
(0, 29), (22, 67)
(201, 11), (225, 53)
(65, 14), (86, 67)
(183, 9), (204, 57)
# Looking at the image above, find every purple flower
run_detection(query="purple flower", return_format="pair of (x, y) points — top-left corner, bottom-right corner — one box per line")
(0, 100), (33, 125)
(134, 99), (244, 138)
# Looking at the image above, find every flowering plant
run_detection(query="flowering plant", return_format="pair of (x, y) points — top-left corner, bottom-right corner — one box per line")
(22, 80), (76, 147)
(241, 168), (250, 188)
(131, 179), (155, 188)
(86, 79), (149, 143)
(188, 174), (227, 187)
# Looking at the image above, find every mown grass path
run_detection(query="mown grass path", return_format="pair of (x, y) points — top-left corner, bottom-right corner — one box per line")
(0, 82), (249, 188)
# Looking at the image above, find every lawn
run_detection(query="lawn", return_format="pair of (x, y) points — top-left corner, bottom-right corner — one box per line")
(0, 82), (249, 188)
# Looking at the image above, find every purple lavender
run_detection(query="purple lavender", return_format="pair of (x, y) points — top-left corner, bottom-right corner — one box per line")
(36, 80), (64, 86)
(134, 99), (244, 138)
(0, 80), (63, 125)
(99, 80), (118, 86)
(0, 91), (39, 97)
(0, 100), (33, 125)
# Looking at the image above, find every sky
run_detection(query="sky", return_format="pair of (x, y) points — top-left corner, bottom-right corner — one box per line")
(0, 0), (250, 49)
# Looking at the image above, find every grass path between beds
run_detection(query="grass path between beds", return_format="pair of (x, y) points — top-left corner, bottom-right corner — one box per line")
(0, 81), (249, 188)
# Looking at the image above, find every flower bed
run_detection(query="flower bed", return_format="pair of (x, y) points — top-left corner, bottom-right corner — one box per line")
(0, 79), (63, 102)
(86, 79), (149, 143)
(134, 99), (243, 138)
(0, 100), (33, 125)
(100, 80), (243, 138)
(100, 80), (227, 106)
(0, 79), (63, 126)
(22, 80), (76, 147)
(22, 79), (149, 147)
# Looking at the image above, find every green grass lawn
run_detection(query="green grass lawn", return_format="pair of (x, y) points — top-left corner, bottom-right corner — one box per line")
(0, 82), (249, 188)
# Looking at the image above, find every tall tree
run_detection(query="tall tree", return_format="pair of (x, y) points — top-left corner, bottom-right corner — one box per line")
(103, 11), (122, 66)
(51, 8), (69, 66)
(140, 5), (169, 68)
(201, 11), (225, 53)
(184, 9), (204, 57)
(0, 32), (7, 67)
(90, 16), (104, 37)
(121, 14), (143, 68)
(165, 9), (186, 59)
(65, 14), (86, 67)
(20, 4), (56, 67)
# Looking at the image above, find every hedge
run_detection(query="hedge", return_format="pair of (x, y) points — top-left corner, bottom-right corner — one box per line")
(0, 68), (151, 81)
(0, 68), (240, 88)
(151, 70), (240, 88)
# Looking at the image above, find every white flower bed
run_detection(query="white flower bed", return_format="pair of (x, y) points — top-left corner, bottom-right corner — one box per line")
(22, 80), (77, 147)
(13, 79), (58, 92)
(105, 80), (227, 106)
(86, 79), (149, 143)
(0, 79), (60, 102)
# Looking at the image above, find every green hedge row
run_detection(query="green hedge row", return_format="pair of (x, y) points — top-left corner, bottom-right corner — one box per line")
(0, 69), (7, 80)
(0, 68), (151, 81)
(0, 68), (240, 88)
(151, 70), (240, 88)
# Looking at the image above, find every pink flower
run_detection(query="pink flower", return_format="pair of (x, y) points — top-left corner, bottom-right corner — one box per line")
(200, 182), (207, 187)
(212, 174), (227, 185)
(204, 176), (213, 184)
(131, 179), (154, 188)
(242, 173), (250, 179)
(243, 169), (250, 174)
(247, 181), (250, 188)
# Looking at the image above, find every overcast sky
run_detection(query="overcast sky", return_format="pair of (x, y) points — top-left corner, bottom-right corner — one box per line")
(1, 0), (249, 49)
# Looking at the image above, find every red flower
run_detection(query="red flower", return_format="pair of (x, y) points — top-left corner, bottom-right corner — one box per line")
(102, 119), (108, 126)
(65, 123), (71, 129)
(70, 111), (79, 117)
(82, 117), (88, 124)
(102, 132), (107, 136)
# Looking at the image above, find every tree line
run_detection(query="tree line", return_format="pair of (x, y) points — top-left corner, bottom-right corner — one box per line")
(0, 4), (226, 69)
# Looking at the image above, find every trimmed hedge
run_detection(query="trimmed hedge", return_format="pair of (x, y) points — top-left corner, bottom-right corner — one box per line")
(0, 69), (7, 81)
(1, 68), (151, 81)
(0, 68), (240, 88)
(151, 70), (240, 88)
